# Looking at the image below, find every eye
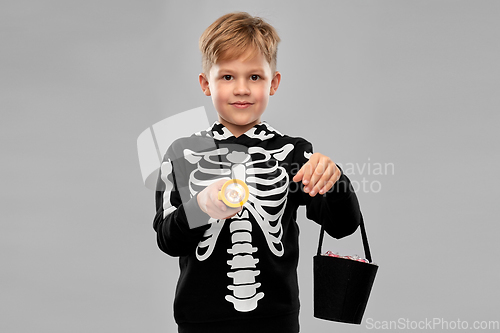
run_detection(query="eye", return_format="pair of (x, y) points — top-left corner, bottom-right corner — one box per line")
(250, 75), (260, 81)
(222, 75), (233, 81)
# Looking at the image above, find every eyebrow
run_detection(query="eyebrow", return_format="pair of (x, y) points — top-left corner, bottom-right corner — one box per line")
(216, 67), (266, 73)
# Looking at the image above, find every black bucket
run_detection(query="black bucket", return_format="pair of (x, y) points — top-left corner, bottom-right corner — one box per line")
(313, 255), (378, 324)
(313, 213), (378, 325)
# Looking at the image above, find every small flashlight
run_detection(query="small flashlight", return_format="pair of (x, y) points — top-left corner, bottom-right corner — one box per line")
(218, 179), (249, 208)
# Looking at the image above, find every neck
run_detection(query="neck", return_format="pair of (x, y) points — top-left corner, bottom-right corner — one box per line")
(219, 119), (261, 138)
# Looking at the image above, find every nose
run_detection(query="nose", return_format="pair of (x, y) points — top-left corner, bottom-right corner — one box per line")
(233, 79), (250, 95)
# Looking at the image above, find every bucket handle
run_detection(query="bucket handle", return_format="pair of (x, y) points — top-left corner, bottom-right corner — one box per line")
(316, 202), (373, 263)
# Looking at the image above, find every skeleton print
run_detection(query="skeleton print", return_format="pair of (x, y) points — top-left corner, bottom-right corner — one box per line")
(182, 143), (294, 312)
(154, 122), (361, 327)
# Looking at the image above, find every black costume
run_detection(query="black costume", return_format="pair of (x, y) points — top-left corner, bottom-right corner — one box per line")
(153, 121), (361, 333)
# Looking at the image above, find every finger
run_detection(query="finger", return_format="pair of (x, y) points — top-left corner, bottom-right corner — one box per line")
(308, 161), (328, 193)
(211, 190), (227, 212)
(294, 153), (320, 184)
(308, 163), (333, 196)
(216, 177), (235, 211)
(223, 206), (242, 219)
(304, 156), (328, 195)
(300, 161), (315, 187)
(318, 180), (334, 195)
(303, 153), (323, 186)
(218, 200), (228, 211)
(224, 208), (241, 219)
(319, 167), (341, 194)
(292, 165), (304, 183)
(223, 212), (235, 219)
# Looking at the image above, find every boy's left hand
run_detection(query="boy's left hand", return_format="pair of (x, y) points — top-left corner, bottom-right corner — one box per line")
(292, 153), (341, 197)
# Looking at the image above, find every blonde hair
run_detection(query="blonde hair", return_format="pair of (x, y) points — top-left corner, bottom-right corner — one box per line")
(199, 12), (281, 76)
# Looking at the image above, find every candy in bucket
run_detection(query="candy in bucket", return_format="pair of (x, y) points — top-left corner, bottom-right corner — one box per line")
(322, 251), (374, 264)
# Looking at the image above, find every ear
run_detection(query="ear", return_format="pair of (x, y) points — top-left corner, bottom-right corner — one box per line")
(199, 73), (211, 96)
(269, 71), (281, 96)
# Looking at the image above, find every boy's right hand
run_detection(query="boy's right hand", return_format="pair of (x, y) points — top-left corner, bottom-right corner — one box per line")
(196, 178), (243, 220)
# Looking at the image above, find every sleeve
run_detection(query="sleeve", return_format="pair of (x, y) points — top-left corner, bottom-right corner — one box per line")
(290, 139), (361, 239)
(152, 145), (212, 257)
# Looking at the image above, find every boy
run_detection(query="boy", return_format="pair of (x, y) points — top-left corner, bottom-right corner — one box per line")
(153, 12), (361, 333)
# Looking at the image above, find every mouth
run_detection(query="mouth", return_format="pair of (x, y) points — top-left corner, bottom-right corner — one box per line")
(230, 102), (254, 109)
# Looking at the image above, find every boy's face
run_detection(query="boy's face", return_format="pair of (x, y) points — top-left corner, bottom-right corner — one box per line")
(199, 50), (281, 137)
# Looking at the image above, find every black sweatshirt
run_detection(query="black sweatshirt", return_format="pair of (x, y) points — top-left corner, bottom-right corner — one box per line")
(153, 121), (361, 332)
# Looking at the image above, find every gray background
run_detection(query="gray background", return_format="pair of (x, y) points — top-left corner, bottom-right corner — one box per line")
(2, 1), (499, 332)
